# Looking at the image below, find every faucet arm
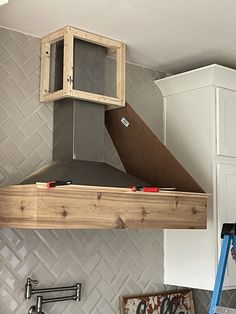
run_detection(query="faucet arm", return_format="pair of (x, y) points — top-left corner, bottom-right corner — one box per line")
(28, 305), (36, 314)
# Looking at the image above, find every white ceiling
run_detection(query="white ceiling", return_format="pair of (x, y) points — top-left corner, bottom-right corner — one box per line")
(1, 0), (236, 74)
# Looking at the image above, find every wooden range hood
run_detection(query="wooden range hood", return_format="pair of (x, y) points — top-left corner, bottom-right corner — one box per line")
(0, 184), (207, 229)
(0, 27), (208, 230)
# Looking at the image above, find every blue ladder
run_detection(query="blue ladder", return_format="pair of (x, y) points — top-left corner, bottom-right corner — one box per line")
(209, 223), (236, 314)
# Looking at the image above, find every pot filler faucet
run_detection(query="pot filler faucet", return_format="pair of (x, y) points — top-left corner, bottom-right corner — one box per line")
(24, 278), (82, 314)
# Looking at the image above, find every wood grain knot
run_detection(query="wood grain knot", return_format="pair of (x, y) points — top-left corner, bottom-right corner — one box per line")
(175, 197), (179, 206)
(116, 217), (125, 229)
(97, 192), (102, 200)
(20, 206), (24, 211)
(62, 210), (68, 217)
(141, 208), (147, 223)
(192, 207), (197, 215)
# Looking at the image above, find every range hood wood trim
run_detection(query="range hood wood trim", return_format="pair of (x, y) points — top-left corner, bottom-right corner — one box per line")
(0, 184), (208, 229)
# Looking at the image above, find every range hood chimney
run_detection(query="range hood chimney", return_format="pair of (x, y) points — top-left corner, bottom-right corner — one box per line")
(21, 38), (146, 187)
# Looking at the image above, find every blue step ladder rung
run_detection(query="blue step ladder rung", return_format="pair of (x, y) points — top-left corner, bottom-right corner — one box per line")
(209, 223), (236, 314)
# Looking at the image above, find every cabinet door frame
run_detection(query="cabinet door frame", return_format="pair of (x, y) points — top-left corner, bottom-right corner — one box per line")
(216, 88), (236, 157)
(216, 160), (236, 289)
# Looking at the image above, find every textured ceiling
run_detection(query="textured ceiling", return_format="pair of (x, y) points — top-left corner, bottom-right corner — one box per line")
(1, 0), (236, 73)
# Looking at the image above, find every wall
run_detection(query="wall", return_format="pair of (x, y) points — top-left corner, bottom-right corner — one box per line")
(1, 27), (235, 314)
(0, 27), (165, 314)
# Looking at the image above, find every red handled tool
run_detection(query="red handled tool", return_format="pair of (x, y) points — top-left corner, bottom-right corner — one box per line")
(131, 186), (176, 192)
(47, 180), (72, 188)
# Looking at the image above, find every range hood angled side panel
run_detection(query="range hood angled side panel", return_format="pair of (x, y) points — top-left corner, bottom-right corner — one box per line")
(105, 102), (205, 193)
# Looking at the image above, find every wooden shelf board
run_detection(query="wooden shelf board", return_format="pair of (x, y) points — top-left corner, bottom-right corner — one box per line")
(0, 184), (208, 230)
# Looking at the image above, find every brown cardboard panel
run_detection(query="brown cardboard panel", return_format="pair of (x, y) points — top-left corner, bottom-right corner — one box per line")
(105, 103), (204, 193)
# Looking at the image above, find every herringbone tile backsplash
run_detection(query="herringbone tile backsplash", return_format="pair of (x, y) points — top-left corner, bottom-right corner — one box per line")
(0, 27), (165, 314)
(0, 26), (234, 314)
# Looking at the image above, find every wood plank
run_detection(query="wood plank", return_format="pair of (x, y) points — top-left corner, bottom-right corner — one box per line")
(0, 185), (37, 228)
(105, 103), (205, 193)
(42, 89), (66, 102)
(0, 184), (207, 229)
(63, 26), (74, 94)
(116, 44), (126, 105)
(40, 42), (51, 102)
(73, 27), (123, 49)
(71, 90), (125, 107)
(41, 27), (64, 44)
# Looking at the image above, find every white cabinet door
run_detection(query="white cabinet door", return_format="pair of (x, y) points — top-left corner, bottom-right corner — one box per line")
(217, 162), (236, 288)
(217, 88), (236, 157)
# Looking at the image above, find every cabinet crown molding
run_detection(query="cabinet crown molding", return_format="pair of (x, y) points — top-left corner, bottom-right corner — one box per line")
(154, 64), (236, 97)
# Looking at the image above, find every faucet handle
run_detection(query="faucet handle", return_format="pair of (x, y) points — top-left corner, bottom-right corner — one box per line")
(27, 278), (38, 285)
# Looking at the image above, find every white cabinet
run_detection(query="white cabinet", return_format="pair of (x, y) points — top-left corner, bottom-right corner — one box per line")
(155, 64), (236, 291)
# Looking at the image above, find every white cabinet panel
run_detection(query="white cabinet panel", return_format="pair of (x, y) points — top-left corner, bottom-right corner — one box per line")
(164, 229), (216, 290)
(217, 163), (236, 288)
(217, 88), (236, 157)
(165, 87), (212, 192)
(155, 65), (236, 291)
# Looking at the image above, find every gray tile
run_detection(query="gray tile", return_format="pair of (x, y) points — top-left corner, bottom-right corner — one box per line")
(3, 57), (27, 86)
(18, 150), (43, 176)
(1, 159), (23, 183)
(10, 30), (28, 47)
(38, 102), (53, 126)
(21, 112), (43, 137)
(21, 37), (40, 59)
(0, 28), (11, 44)
(2, 97), (26, 126)
(20, 131), (43, 157)
(3, 36), (27, 66)
(0, 147), (8, 163)
(22, 53), (40, 77)
(0, 246), (20, 268)
(16, 252), (39, 280)
(0, 267), (16, 291)
(0, 45), (9, 64)
(0, 287), (18, 312)
(37, 142), (52, 162)
(2, 118), (25, 146)
(0, 65), (9, 83)
(37, 122), (52, 147)
(1, 77), (25, 105)
(0, 84), (9, 104)
(1, 138), (25, 166)
(0, 229), (22, 247)
(0, 106), (8, 123)
(21, 72), (39, 98)
(0, 169), (6, 183)
(20, 92), (40, 116)
(0, 125), (8, 143)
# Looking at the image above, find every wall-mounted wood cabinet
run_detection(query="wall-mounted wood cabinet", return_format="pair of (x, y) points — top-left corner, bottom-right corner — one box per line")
(155, 64), (236, 291)
(40, 26), (125, 108)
